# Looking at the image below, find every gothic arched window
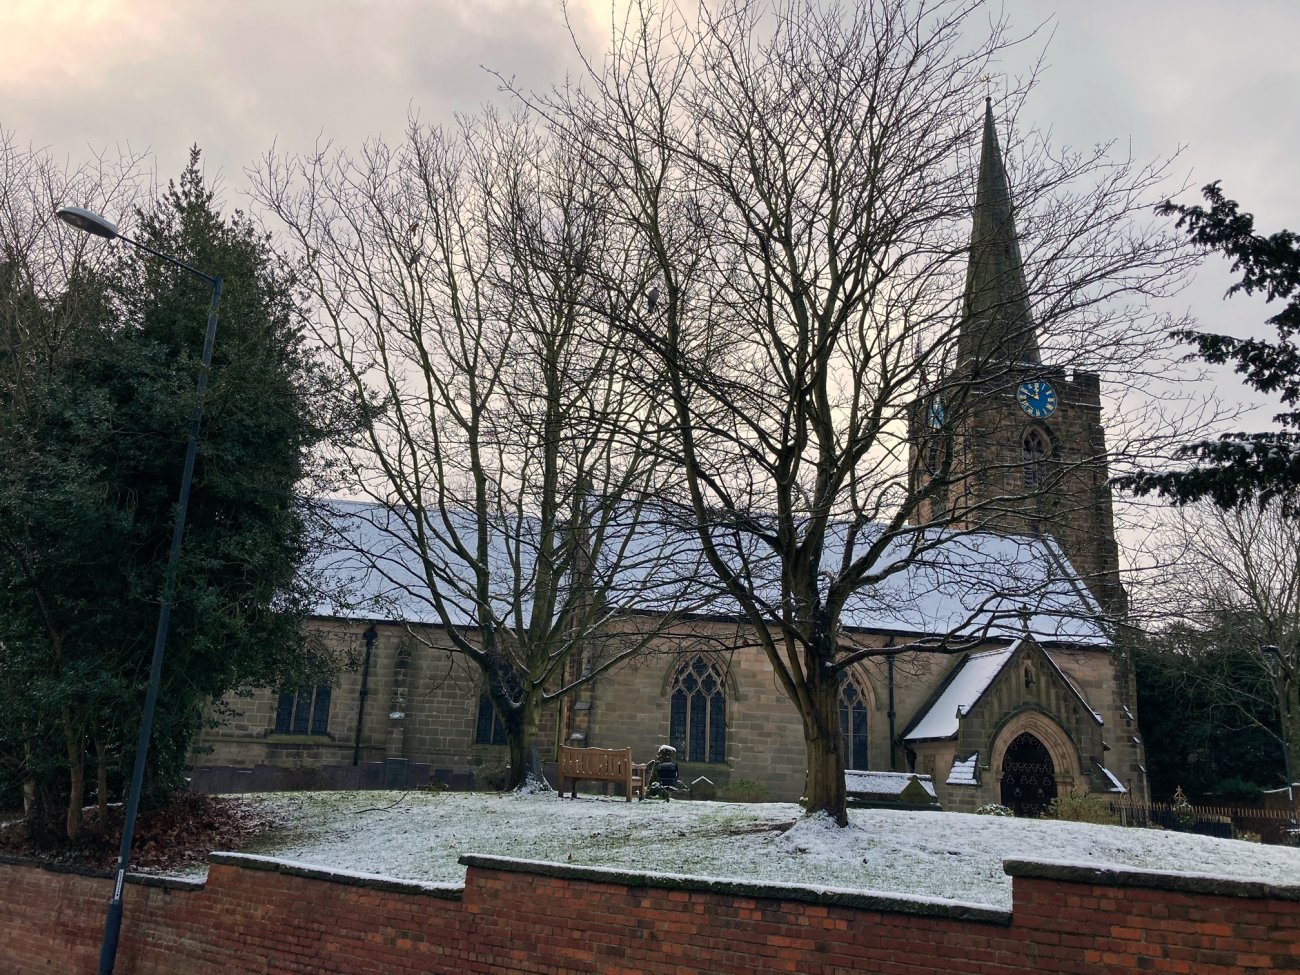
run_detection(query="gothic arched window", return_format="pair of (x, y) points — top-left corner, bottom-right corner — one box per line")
(839, 678), (870, 770)
(1022, 426), (1051, 489)
(669, 655), (727, 763)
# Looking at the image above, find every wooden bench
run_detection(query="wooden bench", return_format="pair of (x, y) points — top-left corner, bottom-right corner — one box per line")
(559, 745), (642, 801)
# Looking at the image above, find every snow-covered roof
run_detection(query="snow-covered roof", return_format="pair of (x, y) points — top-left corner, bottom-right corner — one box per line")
(1097, 765), (1127, 794)
(308, 500), (1111, 645)
(838, 531), (1108, 644)
(904, 643), (1020, 742)
(947, 754), (979, 787)
(845, 770), (938, 799)
(309, 499), (712, 628)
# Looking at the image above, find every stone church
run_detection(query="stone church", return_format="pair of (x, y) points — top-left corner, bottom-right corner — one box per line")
(197, 102), (1149, 813)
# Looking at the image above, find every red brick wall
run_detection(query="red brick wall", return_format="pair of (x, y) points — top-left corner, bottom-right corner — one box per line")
(2, 851), (1296, 974)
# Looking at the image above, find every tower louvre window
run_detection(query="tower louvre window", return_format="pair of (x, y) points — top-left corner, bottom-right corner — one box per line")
(1022, 427), (1050, 488)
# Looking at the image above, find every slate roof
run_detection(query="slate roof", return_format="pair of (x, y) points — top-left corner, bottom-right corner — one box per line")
(903, 643), (1020, 742)
(904, 635), (1107, 744)
(309, 499), (1111, 646)
(947, 754), (980, 787)
(1097, 765), (1128, 794)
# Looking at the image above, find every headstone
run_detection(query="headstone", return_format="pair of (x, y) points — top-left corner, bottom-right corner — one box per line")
(321, 765), (359, 790)
(384, 757), (409, 789)
(360, 761), (385, 789)
(690, 776), (716, 801)
(251, 764), (283, 792)
(450, 770), (474, 791)
(900, 775), (935, 806)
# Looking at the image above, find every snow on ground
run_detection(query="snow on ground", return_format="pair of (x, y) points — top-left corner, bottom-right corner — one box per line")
(211, 791), (1300, 910)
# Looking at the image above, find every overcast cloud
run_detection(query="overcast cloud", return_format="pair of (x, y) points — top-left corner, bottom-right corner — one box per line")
(4, 0), (1297, 405)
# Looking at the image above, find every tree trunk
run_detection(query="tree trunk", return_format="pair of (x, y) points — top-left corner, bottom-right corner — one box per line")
(506, 688), (549, 792)
(21, 777), (36, 820)
(63, 714), (84, 840)
(801, 664), (848, 826)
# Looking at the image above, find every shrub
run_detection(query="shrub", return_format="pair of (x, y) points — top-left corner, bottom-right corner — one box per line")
(1045, 792), (1118, 825)
(716, 780), (770, 803)
(974, 803), (1014, 817)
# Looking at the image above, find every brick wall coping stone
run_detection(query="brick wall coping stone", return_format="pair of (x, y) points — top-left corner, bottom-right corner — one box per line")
(208, 851), (464, 899)
(0, 851), (205, 891)
(457, 853), (1012, 923)
(1004, 857), (1300, 901)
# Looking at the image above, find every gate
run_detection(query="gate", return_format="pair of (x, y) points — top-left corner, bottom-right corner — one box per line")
(1000, 732), (1057, 817)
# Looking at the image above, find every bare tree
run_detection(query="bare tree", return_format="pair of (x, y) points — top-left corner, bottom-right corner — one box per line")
(511, 0), (1199, 822)
(253, 113), (711, 790)
(1142, 503), (1300, 819)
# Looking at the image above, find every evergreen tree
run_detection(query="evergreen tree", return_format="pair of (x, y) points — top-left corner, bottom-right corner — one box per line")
(1119, 183), (1300, 511)
(1134, 623), (1281, 803)
(0, 151), (330, 839)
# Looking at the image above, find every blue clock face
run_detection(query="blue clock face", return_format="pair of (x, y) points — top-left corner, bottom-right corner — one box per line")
(1017, 380), (1057, 419)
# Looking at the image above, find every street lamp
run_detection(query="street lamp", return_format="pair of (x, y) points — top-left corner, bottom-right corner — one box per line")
(57, 205), (223, 975)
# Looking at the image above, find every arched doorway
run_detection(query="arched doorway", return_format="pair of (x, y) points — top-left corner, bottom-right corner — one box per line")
(1000, 732), (1057, 816)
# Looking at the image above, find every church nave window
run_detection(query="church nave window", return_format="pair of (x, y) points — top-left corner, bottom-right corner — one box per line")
(475, 693), (508, 746)
(274, 684), (332, 736)
(839, 678), (870, 770)
(669, 655), (727, 763)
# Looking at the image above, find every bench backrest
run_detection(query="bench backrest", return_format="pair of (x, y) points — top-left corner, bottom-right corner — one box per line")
(559, 745), (632, 780)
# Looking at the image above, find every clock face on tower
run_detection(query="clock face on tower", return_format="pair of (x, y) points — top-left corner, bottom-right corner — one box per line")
(1016, 380), (1058, 419)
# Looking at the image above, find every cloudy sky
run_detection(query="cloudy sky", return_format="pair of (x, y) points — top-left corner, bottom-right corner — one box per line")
(5, 0), (1298, 401)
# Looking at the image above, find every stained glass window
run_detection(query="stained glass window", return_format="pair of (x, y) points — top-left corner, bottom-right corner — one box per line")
(669, 655), (727, 763)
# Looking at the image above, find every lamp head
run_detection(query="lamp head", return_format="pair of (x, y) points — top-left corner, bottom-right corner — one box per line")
(56, 206), (119, 240)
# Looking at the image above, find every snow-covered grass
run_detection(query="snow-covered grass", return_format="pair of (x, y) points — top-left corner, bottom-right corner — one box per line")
(212, 790), (1300, 910)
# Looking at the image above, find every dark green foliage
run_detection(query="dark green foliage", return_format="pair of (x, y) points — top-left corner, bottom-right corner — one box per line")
(0, 151), (330, 834)
(1118, 183), (1300, 512)
(1134, 624), (1282, 803)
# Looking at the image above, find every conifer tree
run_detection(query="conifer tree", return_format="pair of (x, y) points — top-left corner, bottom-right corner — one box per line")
(1119, 183), (1300, 511)
(0, 150), (330, 839)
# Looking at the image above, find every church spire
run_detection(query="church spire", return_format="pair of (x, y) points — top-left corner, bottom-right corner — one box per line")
(957, 98), (1040, 369)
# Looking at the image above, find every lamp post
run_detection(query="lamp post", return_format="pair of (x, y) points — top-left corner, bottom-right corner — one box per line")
(1260, 644), (1298, 828)
(56, 205), (222, 975)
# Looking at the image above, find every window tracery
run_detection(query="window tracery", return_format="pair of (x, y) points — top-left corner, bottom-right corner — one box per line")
(669, 655), (727, 763)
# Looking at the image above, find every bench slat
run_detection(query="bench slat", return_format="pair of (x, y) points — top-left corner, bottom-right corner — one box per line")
(559, 745), (637, 801)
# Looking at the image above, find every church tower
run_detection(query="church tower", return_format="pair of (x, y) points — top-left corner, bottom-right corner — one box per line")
(912, 99), (1126, 617)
